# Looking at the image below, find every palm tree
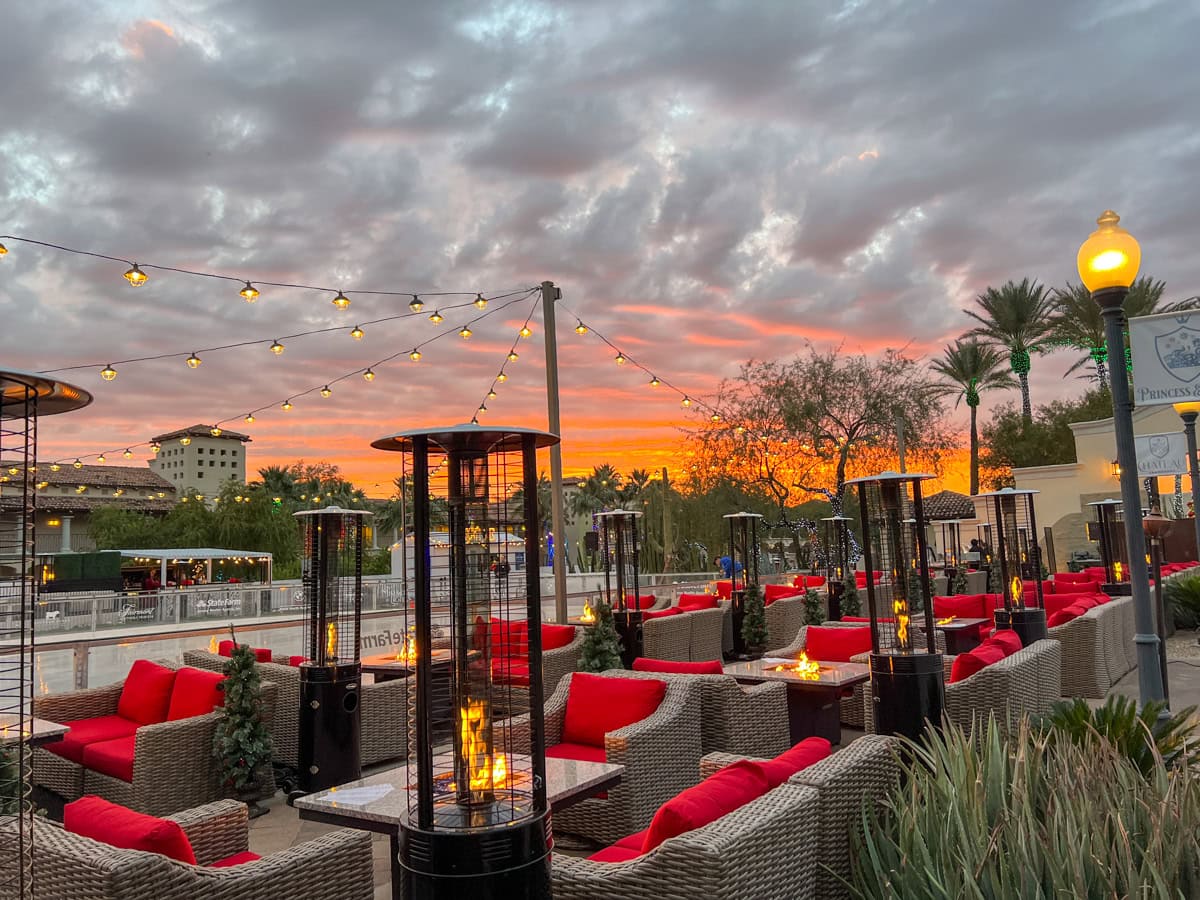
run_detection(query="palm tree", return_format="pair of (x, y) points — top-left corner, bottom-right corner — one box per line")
(931, 340), (1017, 495)
(965, 278), (1054, 424)
(569, 464), (623, 519)
(1048, 277), (1199, 382)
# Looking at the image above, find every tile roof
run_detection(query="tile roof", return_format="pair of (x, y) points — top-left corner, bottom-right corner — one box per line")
(0, 463), (176, 490)
(923, 490), (976, 521)
(150, 424), (251, 443)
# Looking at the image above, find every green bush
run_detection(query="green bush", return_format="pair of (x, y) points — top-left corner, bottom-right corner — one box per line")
(802, 589), (825, 625)
(1038, 694), (1199, 775)
(1164, 573), (1200, 629)
(578, 600), (623, 672)
(840, 576), (861, 618)
(740, 583), (768, 649)
(848, 718), (1200, 899)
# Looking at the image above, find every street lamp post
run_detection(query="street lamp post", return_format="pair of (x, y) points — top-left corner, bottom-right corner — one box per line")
(1077, 210), (1166, 707)
(1173, 401), (1200, 559)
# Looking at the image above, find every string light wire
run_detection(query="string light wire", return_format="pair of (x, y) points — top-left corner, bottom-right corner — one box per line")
(468, 295), (541, 424)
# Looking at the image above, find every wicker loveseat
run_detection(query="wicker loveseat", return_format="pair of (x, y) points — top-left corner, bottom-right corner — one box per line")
(764, 594), (807, 652)
(32, 661), (277, 816)
(1047, 595), (1132, 698)
(642, 610), (693, 661)
(13, 799), (372, 900)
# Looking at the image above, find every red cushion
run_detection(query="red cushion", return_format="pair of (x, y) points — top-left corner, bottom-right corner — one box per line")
(932, 595), (988, 620)
(616, 828), (649, 850)
(793, 574), (826, 588)
(715, 581), (732, 599)
(632, 658), (725, 675)
(541, 623), (576, 651)
(758, 737), (833, 788)
(288, 655), (306, 667)
(562, 673), (666, 748)
(166, 667), (225, 721)
(588, 845), (642, 863)
(218, 640), (235, 657)
(677, 594), (719, 611)
(64, 795), (196, 864)
(1043, 592), (1094, 616)
(253, 648), (272, 663)
(117, 660), (177, 726)
(643, 606), (684, 620)
(210, 851), (263, 868)
(1047, 603), (1087, 627)
(1076, 595), (1102, 610)
(988, 629), (1023, 657)
(841, 616), (872, 623)
(45, 715), (139, 765)
(764, 584), (802, 601)
(803, 626), (872, 662)
(643, 760), (770, 852)
(488, 618), (529, 657)
(491, 657), (531, 686)
(949, 641), (1006, 684)
(633, 594), (657, 610)
(546, 741), (608, 764)
(82, 735), (136, 783)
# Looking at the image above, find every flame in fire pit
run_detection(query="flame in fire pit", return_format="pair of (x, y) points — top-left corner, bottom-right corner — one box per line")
(394, 634), (416, 664)
(1011, 576), (1024, 609)
(580, 600), (595, 624)
(772, 651), (821, 680)
(1114, 561), (1124, 582)
(209, 634), (218, 653)
(936, 616), (954, 625)
(326, 622), (337, 660)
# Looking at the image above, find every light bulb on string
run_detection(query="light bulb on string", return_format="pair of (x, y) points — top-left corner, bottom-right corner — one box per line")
(281, 399), (293, 412)
(409, 295), (423, 313)
(186, 353), (202, 369)
(123, 264), (147, 286)
(478, 404), (487, 415)
(487, 389), (497, 399)
(240, 281), (259, 302)
(97, 453), (106, 463)
(460, 326), (472, 339)
(649, 375), (660, 387)
(615, 353), (626, 365)
(575, 321), (588, 335)
(496, 372), (508, 383)
(123, 448), (133, 459)
(711, 413), (720, 422)
(0, 242), (7, 256)
(72, 458), (83, 469)
(507, 350), (519, 362)
(429, 310), (443, 324)
(150, 442), (160, 454)
(520, 325), (532, 338)
(180, 436), (192, 446)
(682, 396), (692, 407)
(320, 385), (332, 398)
(50, 463), (60, 472)
(100, 364), (117, 382)
(474, 293), (488, 310)
(210, 426), (222, 436)
(409, 349), (421, 361)
(245, 413), (255, 423)
(332, 291), (351, 310)
(363, 368), (376, 381)
(270, 340), (284, 355)
(350, 325), (364, 341)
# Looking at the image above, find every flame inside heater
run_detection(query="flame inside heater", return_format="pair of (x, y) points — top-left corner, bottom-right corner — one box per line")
(326, 622), (337, 660)
(1114, 561), (1124, 582)
(209, 634), (218, 653)
(1011, 576), (1024, 609)
(460, 698), (509, 798)
(772, 651), (821, 680)
(894, 599), (910, 649)
(580, 600), (595, 624)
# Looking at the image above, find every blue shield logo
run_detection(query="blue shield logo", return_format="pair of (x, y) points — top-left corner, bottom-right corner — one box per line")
(1154, 325), (1200, 383)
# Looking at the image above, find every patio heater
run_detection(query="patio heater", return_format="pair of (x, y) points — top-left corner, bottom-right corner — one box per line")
(935, 519), (968, 578)
(294, 506), (370, 795)
(820, 516), (853, 620)
(597, 509), (644, 668)
(372, 424), (555, 899)
(0, 369), (91, 900)
(976, 489), (1047, 645)
(847, 472), (944, 740)
(724, 512), (762, 656)
(1088, 499), (1131, 596)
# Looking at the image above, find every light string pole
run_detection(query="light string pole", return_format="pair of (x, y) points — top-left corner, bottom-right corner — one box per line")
(541, 281), (569, 624)
(1173, 401), (1200, 558)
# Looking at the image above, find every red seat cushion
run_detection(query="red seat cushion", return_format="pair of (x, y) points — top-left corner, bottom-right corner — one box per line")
(949, 641), (1006, 684)
(117, 660), (177, 726)
(633, 594), (657, 610)
(218, 640), (235, 657)
(632, 658), (725, 675)
(561, 673), (666, 748)
(988, 629), (1023, 657)
(932, 595), (988, 620)
(166, 667), (225, 721)
(616, 828), (649, 850)
(676, 594), (719, 611)
(64, 795), (196, 864)
(758, 737), (833, 788)
(715, 581), (732, 599)
(793, 575), (826, 589)
(288, 655), (306, 667)
(488, 619), (529, 657)
(764, 584), (802, 601)
(45, 715), (139, 765)
(541, 623), (576, 651)
(545, 741), (608, 764)
(210, 851), (263, 868)
(491, 657), (531, 686)
(643, 760), (770, 852)
(643, 606), (684, 620)
(803, 626), (872, 662)
(588, 845), (642, 863)
(82, 736), (136, 783)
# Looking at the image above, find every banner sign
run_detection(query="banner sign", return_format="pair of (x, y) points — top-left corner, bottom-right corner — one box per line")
(1129, 311), (1200, 406)
(1134, 431), (1189, 477)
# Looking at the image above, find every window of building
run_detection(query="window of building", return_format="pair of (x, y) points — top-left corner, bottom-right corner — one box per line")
(210, 448), (216, 455)
(232, 450), (238, 457)
(220, 449), (226, 456)
(197, 471), (204, 478)
(220, 461), (226, 467)
(209, 460), (215, 467)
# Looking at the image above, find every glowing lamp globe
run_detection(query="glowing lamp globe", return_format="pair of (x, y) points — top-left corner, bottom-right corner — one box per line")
(1175, 401), (1200, 417)
(1077, 210), (1140, 293)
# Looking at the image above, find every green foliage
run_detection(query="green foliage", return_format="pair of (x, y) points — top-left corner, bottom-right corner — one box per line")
(578, 601), (623, 672)
(906, 568), (924, 612)
(1165, 574), (1200, 629)
(840, 576), (861, 618)
(212, 633), (274, 794)
(0, 745), (22, 816)
(848, 718), (1200, 899)
(740, 583), (768, 649)
(802, 589), (825, 625)
(1039, 695), (1200, 775)
(363, 549), (391, 576)
(951, 568), (969, 595)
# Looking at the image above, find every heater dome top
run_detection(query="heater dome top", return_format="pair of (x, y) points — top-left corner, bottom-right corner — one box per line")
(371, 422), (559, 453)
(844, 471), (933, 486)
(973, 487), (1040, 498)
(293, 505), (373, 518)
(723, 511), (764, 519)
(1086, 498), (1123, 507)
(0, 367), (92, 418)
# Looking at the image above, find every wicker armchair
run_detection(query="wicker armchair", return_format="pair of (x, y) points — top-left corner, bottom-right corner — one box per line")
(17, 800), (373, 900)
(764, 595), (806, 651)
(767, 624), (874, 728)
(611, 669), (789, 757)
(1048, 604), (1121, 699)
(501, 671), (703, 844)
(642, 613), (692, 662)
(698, 734), (901, 900)
(686, 608), (725, 662)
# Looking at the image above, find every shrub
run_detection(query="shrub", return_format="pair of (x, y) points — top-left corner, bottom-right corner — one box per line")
(578, 600), (623, 672)
(740, 583), (768, 650)
(212, 633), (274, 796)
(841, 576), (861, 618)
(951, 568), (969, 595)
(802, 589), (825, 625)
(848, 718), (1200, 899)
(1039, 694), (1199, 775)
(1164, 573), (1200, 629)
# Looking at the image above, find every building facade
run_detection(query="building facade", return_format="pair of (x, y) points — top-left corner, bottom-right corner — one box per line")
(148, 424), (251, 493)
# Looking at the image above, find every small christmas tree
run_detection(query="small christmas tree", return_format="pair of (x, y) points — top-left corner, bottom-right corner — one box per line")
(907, 568), (925, 612)
(579, 600), (624, 672)
(0, 745), (22, 816)
(841, 575), (862, 618)
(951, 568), (969, 595)
(740, 583), (768, 651)
(212, 629), (274, 801)
(803, 589), (826, 625)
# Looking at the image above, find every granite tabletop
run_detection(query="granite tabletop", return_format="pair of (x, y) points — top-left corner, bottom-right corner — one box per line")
(724, 657), (871, 688)
(0, 715), (69, 747)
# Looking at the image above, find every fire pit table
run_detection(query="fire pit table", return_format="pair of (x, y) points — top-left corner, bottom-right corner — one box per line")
(723, 658), (870, 745)
(932, 617), (991, 655)
(0, 715), (68, 748)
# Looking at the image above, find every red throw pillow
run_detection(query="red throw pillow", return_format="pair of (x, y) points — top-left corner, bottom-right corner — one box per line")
(642, 761), (770, 852)
(643, 607), (684, 620)
(1047, 602), (1087, 627)
(541, 623), (576, 651)
(253, 648), (272, 663)
(288, 655), (306, 667)
(677, 594), (719, 611)
(167, 667), (225, 721)
(758, 737), (832, 787)
(803, 626), (872, 662)
(64, 796), (197, 864)
(210, 851), (263, 868)
(633, 594), (657, 610)
(715, 581), (732, 599)
(988, 629), (1023, 657)
(562, 673), (667, 748)
(117, 660), (177, 726)
(932, 595), (987, 620)
(1076, 595), (1102, 610)
(488, 618), (529, 657)
(632, 658), (725, 675)
(949, 642), (1006, 684)
(217, 640), (234, 657)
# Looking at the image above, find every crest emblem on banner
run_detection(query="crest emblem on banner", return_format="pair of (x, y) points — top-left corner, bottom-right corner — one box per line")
(1149, 435), (1171, 459)
(1154, 325), (1200, 383)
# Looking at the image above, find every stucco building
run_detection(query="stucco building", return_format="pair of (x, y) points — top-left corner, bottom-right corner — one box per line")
(148, 424), (251, 493)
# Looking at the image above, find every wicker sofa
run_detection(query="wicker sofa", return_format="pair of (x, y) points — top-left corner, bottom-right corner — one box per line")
(1048, 596), (1132, 698)
(642, 612), (693, 661)
(32, 662), (277, 816)
(764, 594), (807, 652)
(686, 607), (726, 662)
(15, 800), (372, 900)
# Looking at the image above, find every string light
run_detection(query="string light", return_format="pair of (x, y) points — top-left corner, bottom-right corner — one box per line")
(123, 448), (133, 459)
(180, 436), (192, 445)
(240, 281), (260, 302)
(460, 326), (472, 339)
(72, 458), (83, 469)
(682, 396), (692, 407)
(50, 463), (60, 472)
(519, 325), (533, 338)
(281, 399), (293, 411)
(210, 426), (222, 436)
(409, 349), (421, 361)
(320, 385), (332, 398)
(100, 364), (117, 382)
(409, 295), (423, 313)
(487, 389), (497, 399)
(575, 321), (588, 335)
(186, 353), (202, 369)
(332, 291), (351, 310)
(711, 412), (720, 422)
(478, 404), (487, 415)
(270, 340), (284, 355)
(123, 264), (147, 286)
(507, 350), (519, 362)
(615, 353), (626, 365)
(0, 242), (7, 255)
(426, 309), (443, 325)
(97, 453), (106, 463)
(350, 325), (364, 341)
(649, 375), (660, 387)
(497, 372), (508, 382)
(150, 442), (160, 453)
(474, 293), (488, 310)
(244, 413), (255, 423)
(363, 368), (376, 381)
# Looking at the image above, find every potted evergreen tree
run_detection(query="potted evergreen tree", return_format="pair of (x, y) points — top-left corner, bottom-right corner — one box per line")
(579, 600), (624, 672)
(803, 588), (826, 625)
(740, 583), (768, 657)
(841, 575), (862, 618)
(212, 629), (274, 816)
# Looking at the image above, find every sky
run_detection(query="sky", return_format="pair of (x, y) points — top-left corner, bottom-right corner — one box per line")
(2, 0), (1199, 497)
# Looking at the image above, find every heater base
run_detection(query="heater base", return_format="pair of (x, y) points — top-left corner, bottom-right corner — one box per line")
(994, 608), (1048, 645)
(613, 611), (644, 668)
(1102, 582), (1133, 597)
(398, 811), (551, 900)
(297, 662), (362, 795)
(827, 581), (844, 621)
(869, 652), (945, 740)
(730, 589), (747, 656)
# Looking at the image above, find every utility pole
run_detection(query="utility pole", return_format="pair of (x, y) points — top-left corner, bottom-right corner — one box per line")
(541, 281), (569, 623)
(662, 466), (671, 572)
